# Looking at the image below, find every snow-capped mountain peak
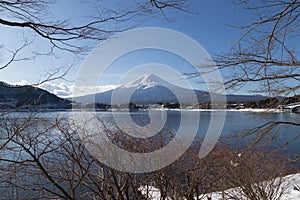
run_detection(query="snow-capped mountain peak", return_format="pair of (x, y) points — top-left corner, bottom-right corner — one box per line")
(121, 74), (173, 89)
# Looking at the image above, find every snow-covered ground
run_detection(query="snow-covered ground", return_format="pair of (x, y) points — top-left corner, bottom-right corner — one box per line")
(139, 173), (300, 200)
(201, 173), (300, 200)
(229, 108), (282, 113)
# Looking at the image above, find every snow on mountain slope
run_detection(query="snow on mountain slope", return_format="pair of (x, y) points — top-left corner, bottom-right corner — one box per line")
(119, 74), (175, 90)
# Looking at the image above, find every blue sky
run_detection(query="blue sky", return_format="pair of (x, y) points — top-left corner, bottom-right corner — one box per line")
(0, 0), (251, 97)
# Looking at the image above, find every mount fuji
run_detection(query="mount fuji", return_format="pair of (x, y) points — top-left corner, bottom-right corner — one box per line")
(72, 74), (268, 104)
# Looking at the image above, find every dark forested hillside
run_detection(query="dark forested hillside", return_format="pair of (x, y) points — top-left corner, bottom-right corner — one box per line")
(0, 82), (71, 109)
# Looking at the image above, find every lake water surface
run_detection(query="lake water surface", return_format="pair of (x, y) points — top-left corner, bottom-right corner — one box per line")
(70, 110), (300, 158)
(5, 110), (300, 162)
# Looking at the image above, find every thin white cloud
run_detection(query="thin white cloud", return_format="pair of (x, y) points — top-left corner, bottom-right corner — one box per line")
(13, 81), (118, 98)
(14, 80), (31, 86)
(66, 84), (119, 98)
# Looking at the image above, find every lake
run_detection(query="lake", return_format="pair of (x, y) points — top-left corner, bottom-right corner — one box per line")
(69, 110), (300, 159)
(3, 110), (300, 166)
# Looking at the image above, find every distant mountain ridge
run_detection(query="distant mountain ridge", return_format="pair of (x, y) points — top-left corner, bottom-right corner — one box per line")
(0, 82), (71, 109)
(73, 74), (269, 104)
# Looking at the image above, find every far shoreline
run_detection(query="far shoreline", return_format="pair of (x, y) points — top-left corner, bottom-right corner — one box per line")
(0, 108), (292, 114)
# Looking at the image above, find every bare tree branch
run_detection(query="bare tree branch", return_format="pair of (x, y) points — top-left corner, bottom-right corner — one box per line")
(192, 0), (300, 96)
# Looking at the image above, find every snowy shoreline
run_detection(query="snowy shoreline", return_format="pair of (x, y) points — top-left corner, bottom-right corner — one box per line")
(225, 108), (282, 113)
(150, 108), (283, 113)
